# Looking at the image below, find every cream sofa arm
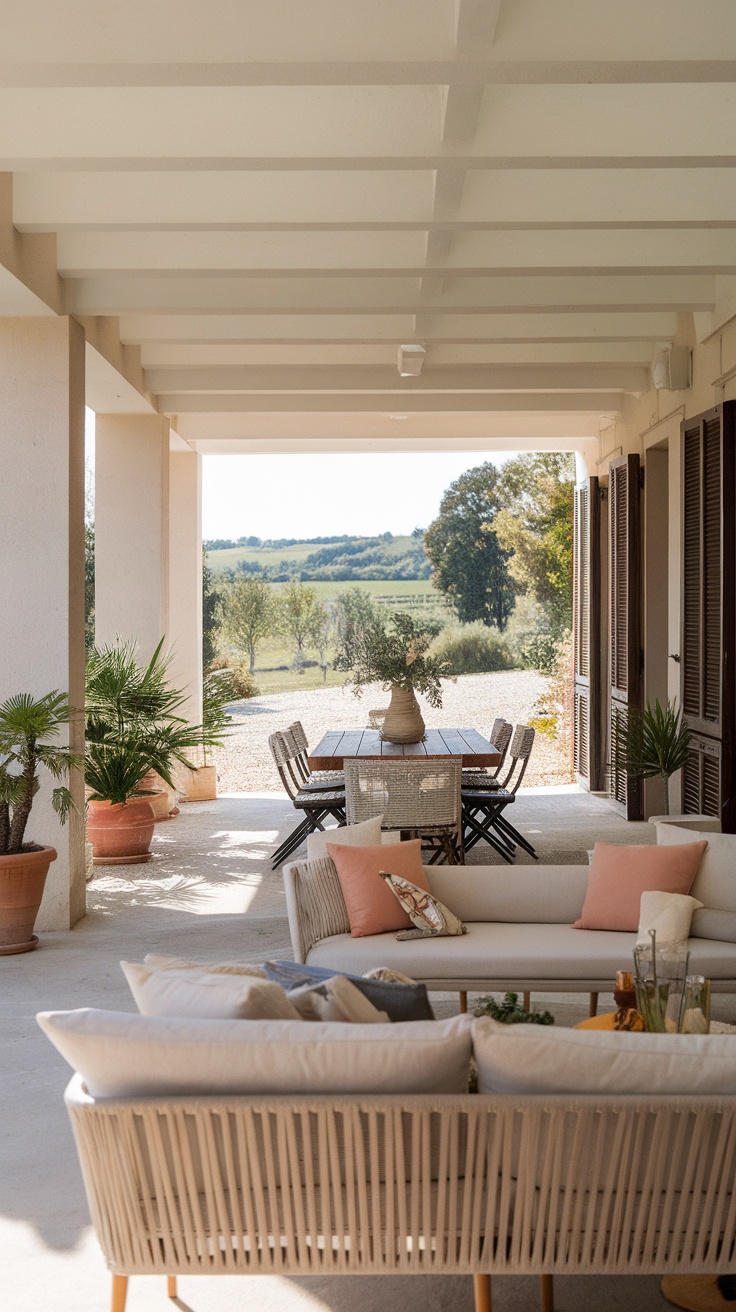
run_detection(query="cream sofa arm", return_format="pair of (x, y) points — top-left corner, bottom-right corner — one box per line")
(282, 862), (306, 962)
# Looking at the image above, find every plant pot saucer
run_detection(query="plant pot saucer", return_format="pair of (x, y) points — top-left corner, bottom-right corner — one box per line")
(92, 853), (153, 866)
(0, 934), (39, 956)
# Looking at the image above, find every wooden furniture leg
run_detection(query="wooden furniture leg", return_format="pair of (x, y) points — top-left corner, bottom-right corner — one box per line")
(167, 1276), (178, 1298)
(459, 991), (468, 1013)
(540, 1274), (554, 1312)
(523, 991), (531, 1012)
(111, 1275), (128, 1312)
(474, 1273), (492, 1312)
(589, 992), (599, 1017)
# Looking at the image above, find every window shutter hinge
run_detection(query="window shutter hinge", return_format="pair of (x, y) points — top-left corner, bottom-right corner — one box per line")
(599, 487), (608, 501)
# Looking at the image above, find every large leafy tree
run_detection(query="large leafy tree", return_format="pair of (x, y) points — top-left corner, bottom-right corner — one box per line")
(424, 463), (515, 630)
(223, 576), (275, 673)
(202, 549), (220, 669)
(493, 453), (575, 634)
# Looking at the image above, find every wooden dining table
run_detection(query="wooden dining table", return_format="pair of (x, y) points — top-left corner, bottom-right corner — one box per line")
(308, 727), (501, 770)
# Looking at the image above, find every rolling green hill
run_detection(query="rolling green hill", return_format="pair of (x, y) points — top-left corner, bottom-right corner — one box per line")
(206, 533), (430, 582)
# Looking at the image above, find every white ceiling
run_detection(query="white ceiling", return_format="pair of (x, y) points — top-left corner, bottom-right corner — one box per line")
(2, 0), (736, 448)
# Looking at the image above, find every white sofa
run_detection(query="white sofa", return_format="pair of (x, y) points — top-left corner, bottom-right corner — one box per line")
(283, 824), (736, 1000)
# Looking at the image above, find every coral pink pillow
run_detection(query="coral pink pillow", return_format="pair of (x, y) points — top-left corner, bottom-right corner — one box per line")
(574, 841), (708, 931)
(327, 839), (430, 938)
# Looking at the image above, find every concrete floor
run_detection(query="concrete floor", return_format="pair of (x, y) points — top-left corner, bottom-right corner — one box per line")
(2, 790), (728, 1312)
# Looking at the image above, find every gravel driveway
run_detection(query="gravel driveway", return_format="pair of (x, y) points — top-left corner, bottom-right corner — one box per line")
(213, 670), (573, 792)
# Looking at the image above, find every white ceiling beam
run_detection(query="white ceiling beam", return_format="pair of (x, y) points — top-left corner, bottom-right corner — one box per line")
(145, 363), (649, 394)
(16, 169), (736, 229)
(69, 273), (715, 315)
(141, 340), (655, 368)
(156, 391), (627, 413)
(119, 310), (680, 343)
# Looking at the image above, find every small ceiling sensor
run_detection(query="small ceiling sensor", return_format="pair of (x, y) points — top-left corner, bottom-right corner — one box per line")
(398, 344), (426, 377)
(388, 413), (409, 420)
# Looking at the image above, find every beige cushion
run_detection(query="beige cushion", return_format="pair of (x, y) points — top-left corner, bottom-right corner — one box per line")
(473, 1017), (736, 1095)
(122, 962), (301, 1020)
(143, 954), (266, 977)
(425, 866), (589, 924)
(306, 921), (736, 980)
(657, 827), (736, 912)
(36, 1009), (472, 1098)
(307, 815), (383, 860)
(636, 891), (703, 945)
(289, 975), (389, 1023)
(691, 909), (736, 943)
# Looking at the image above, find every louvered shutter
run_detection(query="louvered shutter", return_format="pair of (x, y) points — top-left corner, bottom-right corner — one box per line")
(680, 403), (736, 828)
(609, 454), (643, 819)
(573, 476), (602, 787)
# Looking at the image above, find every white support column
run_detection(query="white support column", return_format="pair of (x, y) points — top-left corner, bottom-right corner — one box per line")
(0, 317), (86, 930)
(168, 444), (203, 724)
(95, 413), (170, 663)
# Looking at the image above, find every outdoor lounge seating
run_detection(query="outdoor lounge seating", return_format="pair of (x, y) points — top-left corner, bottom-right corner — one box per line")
(62, 1056), (736, 1312)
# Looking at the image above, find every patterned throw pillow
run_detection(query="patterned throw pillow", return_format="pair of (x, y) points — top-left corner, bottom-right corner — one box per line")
(379, 871), (467, 940)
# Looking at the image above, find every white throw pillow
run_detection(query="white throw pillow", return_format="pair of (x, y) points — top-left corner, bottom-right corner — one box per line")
(289, 974), (389, 1023)
(636, 891), (704, 944)
(306, 815), (383, 860)
(36, 1010), (472, 1098)
(122, 962), (301, 1020)
(473, 1017), (736, 1095)
(143, 954), (266, 977)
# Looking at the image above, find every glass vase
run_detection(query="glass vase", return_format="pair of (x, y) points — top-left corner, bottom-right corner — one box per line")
(633, 939), (689, 1033)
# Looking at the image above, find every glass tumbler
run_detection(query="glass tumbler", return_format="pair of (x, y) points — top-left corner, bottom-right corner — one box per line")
(680, 976), (711, 1034)
(633, 939), (689, 1033)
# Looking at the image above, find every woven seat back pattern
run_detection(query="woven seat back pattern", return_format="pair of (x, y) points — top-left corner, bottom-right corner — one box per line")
(345, 758), (462, 829)
(67, 1092), (736, 1278)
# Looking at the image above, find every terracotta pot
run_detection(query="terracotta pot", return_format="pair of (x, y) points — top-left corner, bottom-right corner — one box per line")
(380, 685), (426, 745)
(175, 764), (217, 802)
(0, 846), (56, 954)
(86, 798), (156, 866)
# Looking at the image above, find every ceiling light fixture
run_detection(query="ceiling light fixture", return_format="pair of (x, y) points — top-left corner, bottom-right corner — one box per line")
(398, 344), (426, 377)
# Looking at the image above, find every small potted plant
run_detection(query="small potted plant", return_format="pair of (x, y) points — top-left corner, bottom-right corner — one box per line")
(177, 669), (235, 802)
(0, 691), (79, 953)
(334, 612), (452, 744)
(617, 698), (691, 816)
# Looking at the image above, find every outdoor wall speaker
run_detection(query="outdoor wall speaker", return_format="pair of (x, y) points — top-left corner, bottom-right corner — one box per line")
(651, 344), (691, 391)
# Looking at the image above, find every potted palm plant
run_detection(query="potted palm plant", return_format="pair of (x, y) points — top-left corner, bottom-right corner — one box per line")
(85, 639), (212, 862)
(334, 612), (452, 744)
(0, 691), (79, 953)
(618, 698), (692, 816)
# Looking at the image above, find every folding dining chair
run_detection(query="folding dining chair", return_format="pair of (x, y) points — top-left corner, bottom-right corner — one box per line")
(462, 725), (538, 861)
(461, 718), (513, 789)
(345, 756), (463, 864)
(269, 730), (346, 868)
(286, 720), (345, 792)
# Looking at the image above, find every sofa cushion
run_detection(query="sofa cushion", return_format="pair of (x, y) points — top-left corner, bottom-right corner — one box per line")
(691, 909), (736, 943)
(381, 871), (467, 938)
(263, 959), (435, 1021)
(473, 1017), (736, 1095)
(328, 839), (429, 937)
(306, 921), (736, 981)
(36, 1009), (472, 1098)
(288, 975), (389, 1023)
(143, 954), (266, 977)
(657, 827), (736, 914)
(122, 962), (302, 1020)
(425, 866), (589, 924)
(574, 841), (707, 931)
(307, 814), (383, 861)
(637, 891), (703, 944)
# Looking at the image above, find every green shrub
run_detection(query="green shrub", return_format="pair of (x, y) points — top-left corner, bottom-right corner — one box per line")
(209, 656), (259, 699)
(429, 622), (514, 676)
(518, 631), (560, 675)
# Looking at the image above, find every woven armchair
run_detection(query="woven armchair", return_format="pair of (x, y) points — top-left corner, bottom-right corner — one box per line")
(345, 757), (463, 864)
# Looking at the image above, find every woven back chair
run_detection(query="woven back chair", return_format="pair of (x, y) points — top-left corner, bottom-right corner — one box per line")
(462, 717), (513, 787)
(344, 757), (463, 864)
(286, 720), (345, 790)
(268, 731), (346, 868)
(462, 725), (537, 861)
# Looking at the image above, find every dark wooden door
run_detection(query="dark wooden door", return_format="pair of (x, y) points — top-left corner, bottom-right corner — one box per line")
(609, 453), (643, 819)
(573, 476), (602, 788)
(680, 403), (736, 829)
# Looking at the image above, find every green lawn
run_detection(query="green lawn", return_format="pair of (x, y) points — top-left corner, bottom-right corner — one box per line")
(207, 536), (420, 574)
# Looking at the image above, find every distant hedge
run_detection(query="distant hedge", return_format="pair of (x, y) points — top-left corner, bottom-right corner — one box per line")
(430, 622), (515, 676)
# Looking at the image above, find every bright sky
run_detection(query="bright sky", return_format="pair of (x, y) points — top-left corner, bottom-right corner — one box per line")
(202, 451), (512, 540)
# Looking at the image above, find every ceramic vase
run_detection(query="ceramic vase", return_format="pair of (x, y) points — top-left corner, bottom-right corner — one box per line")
(380, 685), (425, 745)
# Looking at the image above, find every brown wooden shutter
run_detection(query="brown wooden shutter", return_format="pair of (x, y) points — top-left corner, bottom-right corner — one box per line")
(608, 453), (643, 819)
(573, 476), (602, 787)
(680, 403), (736, 828)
